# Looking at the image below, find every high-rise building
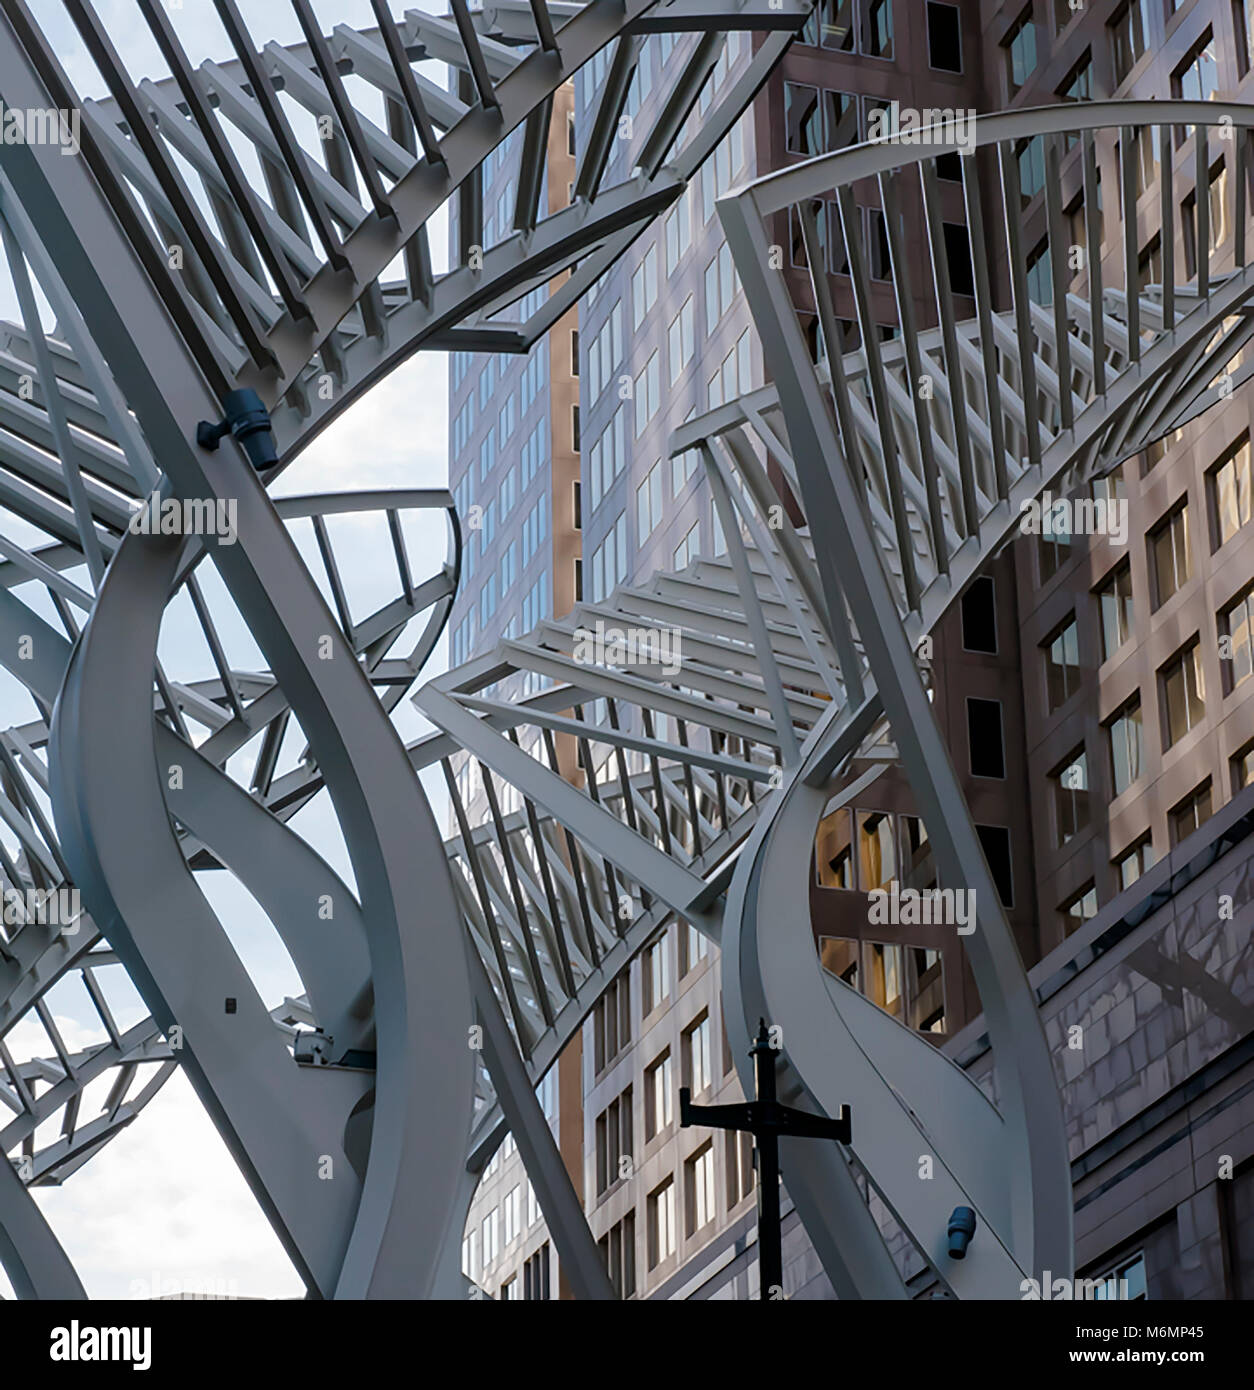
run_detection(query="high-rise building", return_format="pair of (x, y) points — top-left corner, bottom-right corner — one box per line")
(453, 0), (1254, 1301)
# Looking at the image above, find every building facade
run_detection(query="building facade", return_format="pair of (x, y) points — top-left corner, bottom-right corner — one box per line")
(453, 0), (1254, 1301)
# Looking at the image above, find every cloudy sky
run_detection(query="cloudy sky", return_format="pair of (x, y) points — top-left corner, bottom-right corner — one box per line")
(0, 0), (461, 1299)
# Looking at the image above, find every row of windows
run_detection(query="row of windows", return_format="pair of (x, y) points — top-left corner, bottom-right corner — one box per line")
(589, 926), (712, 1077)
(521, 494), (547, 567)
(1040, 441), (1251, 601)
(520, 570), (550, 632)
(588, 511), (628, 604)
(798, 0), (895, 61)
(519, 416), (546, 490)
(1006, 2), (1223, 113)
(1050, 731), (1254, 937)
(1048, 620), (1247, 818)
(519, 340), (546, 414)
(588, 407), (627, 513)
(587, 301), (624, 402)
(596, 1123), (754, 1298)
(812, 0), (969, 75)
(462, 1179), (543, 1281)
(580, 28), (746, 119)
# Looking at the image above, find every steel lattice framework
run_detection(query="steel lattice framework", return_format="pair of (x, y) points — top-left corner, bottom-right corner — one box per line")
(0, 0), (1249, 1301)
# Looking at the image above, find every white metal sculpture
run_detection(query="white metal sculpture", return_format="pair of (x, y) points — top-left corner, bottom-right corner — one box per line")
(0, 0), (1249, 1301)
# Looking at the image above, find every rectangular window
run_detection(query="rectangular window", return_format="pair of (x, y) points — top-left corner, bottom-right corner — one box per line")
(1221, 586), (1254, 692)
(1239, 0), (1254, 77)
(1092, 1251), (1148, 1302)
(715, 243), (737, 325)
(725, 1129), (755, 1206)
(1097, 562), (1134, 661)
(593, 970), (631, 1073)
(1170, 780), (1213, 845)
(645, 1050), (673, 1140)
(961, 575), (998, 653)
(967, 698), (1006, 778)
(1017, 135), (1046, 202)
(1059, 49), (1092, 103)
(683, 1013), (712, 1095)
(599, 1215), (635, 1298)
(685, 1143), (716, 1235)
(1044, 617), (1081, 711)
(1052, 747), (1090, 845)
(1110, 0), (1150, 86)
(1150, 502), (1191, 608)
(637, 461), (663, 538)
(1181, 160), (1229, 277)
(862, 0), (893, 58)
(643, 933), (670, 1013)
(785, 82), (822, 156)
(976, 824), (1014, 907)
(1210, 435), (1252, 548)
(1232, 741), (1254, 792)
(503, 1184), (521, 1245)
(1161, 640), (1206, 747)
(1061, 882), (1098, 934)
(647, 1178), (676, 1268)
(594, 1087), (633, 1196)
(1106, 697), (1144, 796)
(1026, 240), (1053, 306)
(857, 809), (896, 890)
(824, 90), (860, 150)
(867, 209), (893, 282)
(634, 352), (660, 437)
(665, 191), (691, 276)
(1005, 8), (1038, 94)
(1115, 835), (1155, 890)
(944, 223), (975, 298)
(1135, 123), (1162, 199)
(631, 245), (658, 330)
(668, 297), (695, 385)
(673, 523), (699, 570)
(523, 1243), (551, 1300)
(927, 2), (962, 72)
(680, 921), (709, 976)
(1173, 28), (1218, 108)
(482, 1208), (499, 1266)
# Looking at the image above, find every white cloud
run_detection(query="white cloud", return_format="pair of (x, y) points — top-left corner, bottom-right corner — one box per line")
(29, 1071), (302, 1301)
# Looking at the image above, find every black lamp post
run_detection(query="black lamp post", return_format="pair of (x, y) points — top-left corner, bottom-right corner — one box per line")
(680, 1019), (851, 1300)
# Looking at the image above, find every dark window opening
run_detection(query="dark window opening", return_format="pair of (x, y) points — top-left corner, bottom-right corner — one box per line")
(943, 222), (975, 297)
(976, 824), (1014, 908)
(927, 2), (962, 72)
(961, 575), (998, 653)
(967, 697), (1006, 779)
